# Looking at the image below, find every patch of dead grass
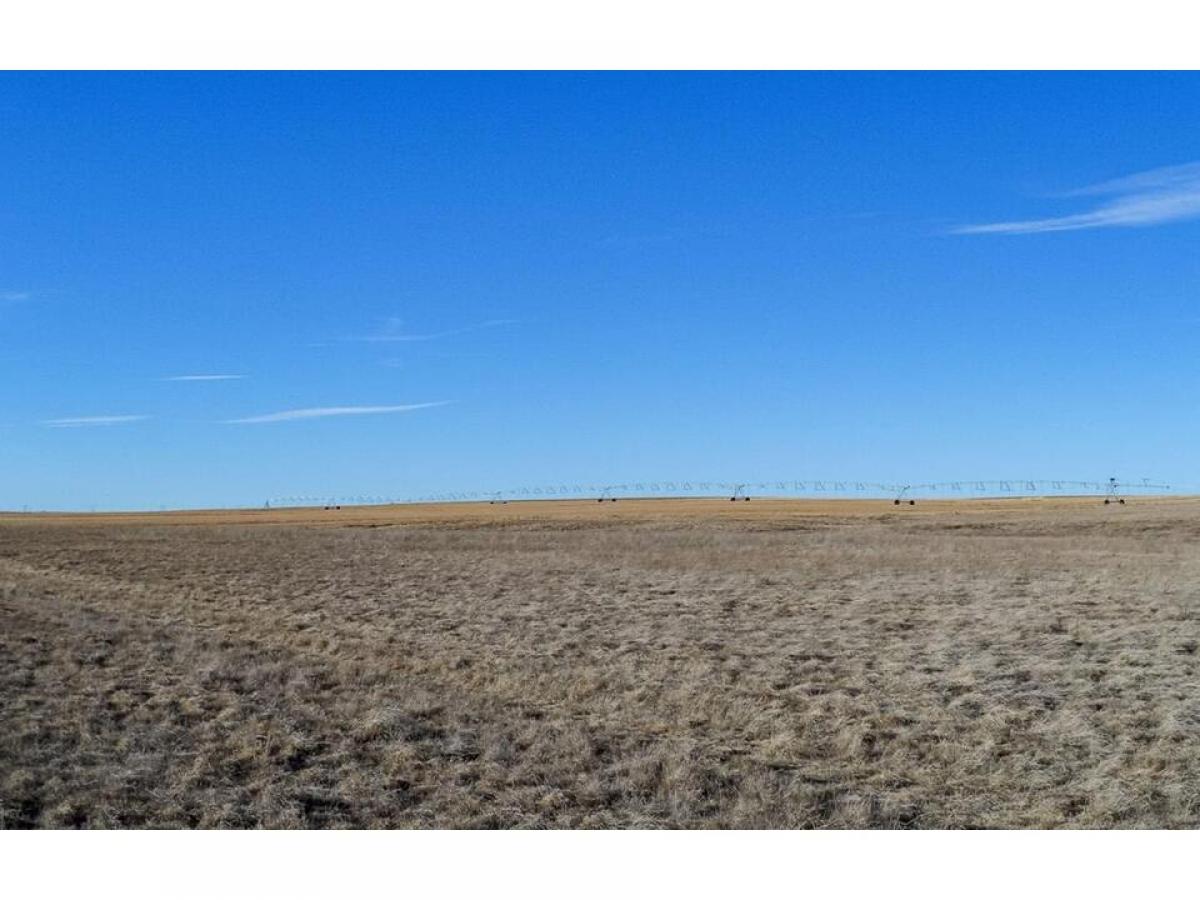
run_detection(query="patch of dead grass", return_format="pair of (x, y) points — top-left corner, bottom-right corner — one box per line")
(3, 499), (1200, 827)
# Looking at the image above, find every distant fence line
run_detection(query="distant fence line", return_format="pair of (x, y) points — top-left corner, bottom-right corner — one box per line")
(266, 477), (1174, 507)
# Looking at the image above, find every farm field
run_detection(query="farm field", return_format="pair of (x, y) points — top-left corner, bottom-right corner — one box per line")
(3, 497), (1200, 828)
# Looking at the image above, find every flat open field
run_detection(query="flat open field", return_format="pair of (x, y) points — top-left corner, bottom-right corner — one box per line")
(3, 497), (1200, 828)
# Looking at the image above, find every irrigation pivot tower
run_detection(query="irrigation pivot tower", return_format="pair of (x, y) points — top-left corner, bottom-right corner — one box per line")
(1104, 477), (1125, 505)
(1102, 477), (1171, 505)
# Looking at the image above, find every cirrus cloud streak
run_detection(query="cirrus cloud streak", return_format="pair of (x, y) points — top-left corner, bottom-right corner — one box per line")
(347, 318), (520, 343)
(224, 402), (448, 424)
(42, 415), (149, 428)
(163, 374), (244, 382)
(954, 161), (1200, 235)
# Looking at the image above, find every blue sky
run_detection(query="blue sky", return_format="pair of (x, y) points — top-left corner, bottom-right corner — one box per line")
(3, 72), (1200, 510)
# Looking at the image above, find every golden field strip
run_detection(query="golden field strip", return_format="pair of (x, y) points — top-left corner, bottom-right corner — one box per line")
(2, 494), (1188, 527)
(3, 496), (1200, 827)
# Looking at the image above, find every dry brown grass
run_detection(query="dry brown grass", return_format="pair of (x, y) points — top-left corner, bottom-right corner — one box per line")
(3, 497), (1200, 828)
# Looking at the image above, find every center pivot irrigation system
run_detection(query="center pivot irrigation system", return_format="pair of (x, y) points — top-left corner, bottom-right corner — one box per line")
(267, 477), (1173, 509)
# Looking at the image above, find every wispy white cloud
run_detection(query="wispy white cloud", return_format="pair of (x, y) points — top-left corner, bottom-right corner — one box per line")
(2, 290), (32, 303)
(225, 402), (448, 424)
(346, 317), (519, 343)
(163, 374), (244, 382)
(42, 415), (149, 428)
(954, 161), (1200, 235)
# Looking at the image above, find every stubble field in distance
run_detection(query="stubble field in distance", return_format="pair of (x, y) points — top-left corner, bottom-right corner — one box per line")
(2, 496), (1199, 827)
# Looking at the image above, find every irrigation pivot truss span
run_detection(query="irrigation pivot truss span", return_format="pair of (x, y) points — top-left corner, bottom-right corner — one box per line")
(266, 477), (1173, 508)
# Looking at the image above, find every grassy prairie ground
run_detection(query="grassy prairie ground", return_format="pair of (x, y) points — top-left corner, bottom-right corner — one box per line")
(2, 497), (1200, 828)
